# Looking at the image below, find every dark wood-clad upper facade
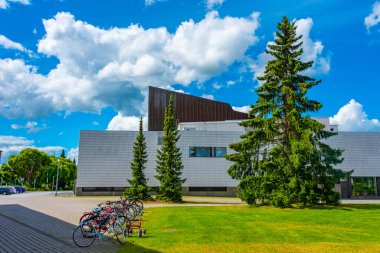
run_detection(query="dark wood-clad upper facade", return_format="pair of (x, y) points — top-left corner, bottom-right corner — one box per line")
(148, 86), (248, 131)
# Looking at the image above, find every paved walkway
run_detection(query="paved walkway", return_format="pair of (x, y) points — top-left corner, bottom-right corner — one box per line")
(0, 204), (120, 253)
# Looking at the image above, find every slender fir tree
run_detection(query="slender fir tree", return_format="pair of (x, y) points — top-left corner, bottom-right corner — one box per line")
(226, 17), (344, 207)
(125, 116), (151, 200)
(155, 95), (186, 201)
(60, 149), (66, 158)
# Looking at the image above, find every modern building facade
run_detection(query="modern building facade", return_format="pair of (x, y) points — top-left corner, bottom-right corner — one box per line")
(148, 86), (248, 131)
(76, 88), (380, 198)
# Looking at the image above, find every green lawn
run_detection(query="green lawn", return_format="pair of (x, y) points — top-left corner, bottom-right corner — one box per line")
(119, 205), (380, 253)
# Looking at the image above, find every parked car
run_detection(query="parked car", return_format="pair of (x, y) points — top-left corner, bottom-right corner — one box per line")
(0, 187), (12, 195)
(14, 186), (21, 193)
(6, 186), (16, 194)
(14, 186), (26, 193)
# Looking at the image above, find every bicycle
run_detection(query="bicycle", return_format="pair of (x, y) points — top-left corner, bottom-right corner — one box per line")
(73, 210), (127, 247)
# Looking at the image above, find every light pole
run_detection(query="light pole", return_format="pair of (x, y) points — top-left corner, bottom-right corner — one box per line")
(55, 158), (60, 196)
(0, 150), (3, 186)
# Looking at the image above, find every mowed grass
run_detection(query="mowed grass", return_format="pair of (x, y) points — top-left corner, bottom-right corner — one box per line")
(119, 205), (380, 253)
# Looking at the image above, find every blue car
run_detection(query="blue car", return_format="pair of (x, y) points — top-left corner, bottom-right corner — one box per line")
(0, 187), (11, 195)
(14, 186), (26, 193)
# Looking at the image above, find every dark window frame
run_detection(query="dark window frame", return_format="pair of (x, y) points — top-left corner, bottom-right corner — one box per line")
(189, 187), (227, 192)
(189, 146), (227, 157)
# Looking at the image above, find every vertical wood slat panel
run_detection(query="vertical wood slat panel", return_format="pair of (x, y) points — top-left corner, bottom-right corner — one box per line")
(148, 86), (248, 131)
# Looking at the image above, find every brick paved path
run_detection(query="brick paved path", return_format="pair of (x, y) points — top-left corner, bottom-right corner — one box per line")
(0, 204), (120, 253)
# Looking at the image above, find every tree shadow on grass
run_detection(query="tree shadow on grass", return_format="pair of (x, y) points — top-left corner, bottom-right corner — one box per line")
(291, 203), (380, 211)
(118, 242), (161, 253)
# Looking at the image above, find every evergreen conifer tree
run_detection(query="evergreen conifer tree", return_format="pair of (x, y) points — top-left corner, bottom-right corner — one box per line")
(226, 17), (344, 207)
(60, 149), (66, 158)
(155, 95), (186, 201)
(125, 116), (151, 200)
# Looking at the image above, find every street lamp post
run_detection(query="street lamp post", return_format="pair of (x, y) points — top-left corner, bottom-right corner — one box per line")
(55, 158), (60, 196)
(0, 150), (3, 185)
(0, 150), (3, 186)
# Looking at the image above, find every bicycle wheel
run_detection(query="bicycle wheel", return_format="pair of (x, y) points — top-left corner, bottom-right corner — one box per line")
(132, 200), (144, 213)
(114, 222), (127, 245)
(125, 206), (137, 220)
(79, 213), (95, 224)
(115, 215), (128, 226)
(72, 223), (96, 248)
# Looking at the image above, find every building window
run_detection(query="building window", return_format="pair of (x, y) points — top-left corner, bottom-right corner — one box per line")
(189, 147), (227, 157)
(215, 147), (227, 157)
(352, 177), (378, 196)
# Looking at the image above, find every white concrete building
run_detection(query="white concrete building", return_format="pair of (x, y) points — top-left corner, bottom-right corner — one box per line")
(76, 117), (380, 197)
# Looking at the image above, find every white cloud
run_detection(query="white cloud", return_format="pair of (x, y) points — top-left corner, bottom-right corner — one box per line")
(232, 105), (251, 113)
(0, 0), (30, 9)
(107, 113), (148, 131)
(11, 121), (47, 134)
(0, 11), (260, 120)
(92, 121), (99, 126)
(207, 0), (225, 9)
(250, 17), (330, 82)
(0, 135), (63, 162)
(167, 11), (260, 85)
(365, 1), (380, 31)
(330, 99), (380, 132)
(0, 135), (33, 146)
(227, 80), (236, 86)
(0, 58), (53, 118)
(212, 82), (222, 89)
(67, 147), (78, 162)
(0, 34), (28, 52)
(144, 0), (166, 6)
(201, 94), (215, 100)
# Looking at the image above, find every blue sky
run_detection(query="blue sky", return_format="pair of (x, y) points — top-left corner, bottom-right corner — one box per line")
(0, 0), (380, 162)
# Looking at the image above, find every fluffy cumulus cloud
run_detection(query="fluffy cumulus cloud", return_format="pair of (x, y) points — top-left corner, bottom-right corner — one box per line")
(0, 11), (260, 121)
(207, 0), (225, 9)
(107, 113), (148, 131)
(0, 135), (64, 161)
(330, 99), (380, 132)
(250, 17), (330, 82)
(365, 1), (380, 31)
(0, 0), (30, 9)
(67, 147), (78, 162)
(0, 59), (53, 118)
(167, 11), (259, 85)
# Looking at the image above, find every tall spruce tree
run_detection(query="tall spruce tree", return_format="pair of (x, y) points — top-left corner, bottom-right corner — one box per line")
(155, 95), (186, 201)
(226, 17), (344, 207)
(60, 149), (66, 158)
(125, 116), (150, 200)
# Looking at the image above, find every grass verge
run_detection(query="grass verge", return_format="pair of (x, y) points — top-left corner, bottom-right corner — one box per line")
(119, 204), (380, 253)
